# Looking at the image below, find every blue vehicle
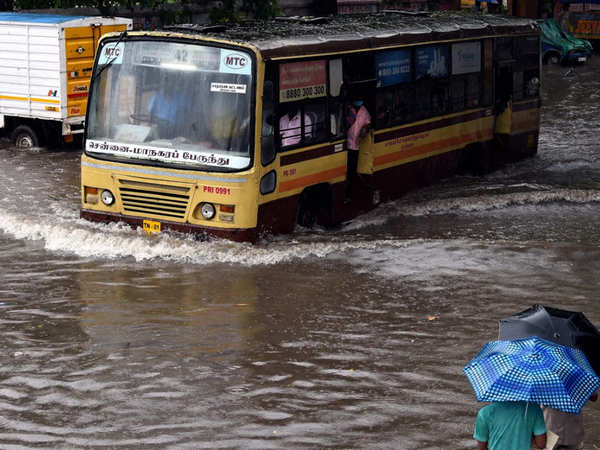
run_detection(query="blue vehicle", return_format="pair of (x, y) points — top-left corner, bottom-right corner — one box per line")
(538, 19), (593, 64)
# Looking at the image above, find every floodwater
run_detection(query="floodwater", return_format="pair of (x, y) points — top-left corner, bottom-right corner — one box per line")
(1, 58), (600, 449)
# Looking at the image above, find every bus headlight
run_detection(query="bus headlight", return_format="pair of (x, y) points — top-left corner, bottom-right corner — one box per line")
(101, 189), (115, 206)
(200, 202), (216, 220)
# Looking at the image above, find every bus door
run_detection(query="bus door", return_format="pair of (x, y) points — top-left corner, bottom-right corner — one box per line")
(493, 37), (516, 135)
(340, 53), (376, 176)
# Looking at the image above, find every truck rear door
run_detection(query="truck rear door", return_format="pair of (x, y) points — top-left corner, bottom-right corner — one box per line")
(65, 23), (128, 118)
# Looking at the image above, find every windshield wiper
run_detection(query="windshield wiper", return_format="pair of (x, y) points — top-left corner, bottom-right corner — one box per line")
(91, 30), (128, 84)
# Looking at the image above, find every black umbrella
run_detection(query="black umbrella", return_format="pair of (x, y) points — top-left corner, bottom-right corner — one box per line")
(499, 304), (600, 376)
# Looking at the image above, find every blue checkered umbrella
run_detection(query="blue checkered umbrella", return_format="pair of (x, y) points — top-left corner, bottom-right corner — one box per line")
(464, 337), (600, 414)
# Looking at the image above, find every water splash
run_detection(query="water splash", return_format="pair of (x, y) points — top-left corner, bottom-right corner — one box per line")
(0, 207), (410, 265)
(343, 187), (600, 231)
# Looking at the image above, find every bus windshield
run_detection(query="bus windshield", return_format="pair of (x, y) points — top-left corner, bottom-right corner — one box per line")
(86, 40), (253, 171)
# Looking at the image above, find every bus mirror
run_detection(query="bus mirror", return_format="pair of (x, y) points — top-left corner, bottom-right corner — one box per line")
(263, 80), (274, 105)
(261, 134), (276, 166)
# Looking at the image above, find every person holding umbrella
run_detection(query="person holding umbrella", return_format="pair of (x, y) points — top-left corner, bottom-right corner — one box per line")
(473, 400), (546, 450)
(464, 337), (600, 450)
(498, 305), (600, 449)
(542, 390), (598, 450)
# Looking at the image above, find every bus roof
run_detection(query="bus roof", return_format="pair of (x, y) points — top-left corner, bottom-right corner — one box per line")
(167, 11), (539, 59)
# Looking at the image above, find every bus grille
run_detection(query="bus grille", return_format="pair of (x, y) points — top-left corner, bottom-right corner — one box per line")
(118, 180), (191, 220)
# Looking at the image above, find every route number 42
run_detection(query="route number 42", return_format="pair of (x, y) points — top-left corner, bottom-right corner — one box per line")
(175, 49), (188, 62)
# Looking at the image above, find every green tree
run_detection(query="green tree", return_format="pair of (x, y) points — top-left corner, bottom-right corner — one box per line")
(9, 0), (279, 23)
(210, 0), (240, 23)
(211, 0), (279, 23)
(242, 0), (279, 19)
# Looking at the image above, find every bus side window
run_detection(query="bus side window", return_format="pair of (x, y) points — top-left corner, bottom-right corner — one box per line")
(305, 100), (327, 143)
(466, 73), (480, 108)
(279, 100), (327, 149)
(261, 80), (276, 165)
(450, 77), (466, 112)
(512, 71), (524, 101)
(375, 83), (416, 128)
(262, 81), (274, 137)
(494, 38), (515, 113)
(482, 39), (494, 107)
(524, 68), (540, 98)
(518, 36), (540, 99)
(329, 58), (344, 138)
(375, 89), (393, 128)
(415, 80), (432, 119)
(400, 84), (416, 123)
(329, 58), (343, 97)
(495, 37), (514, 61)
(512, 38), (525, 101)
(449, 73), (481, 112)
(431, 82), (450, 115)
(342, 53), (375, 85)
(415, 44), (450, 120)
(329, 100), (344, 138)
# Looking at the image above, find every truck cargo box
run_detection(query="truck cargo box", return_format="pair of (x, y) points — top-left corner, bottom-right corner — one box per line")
(0, 12), (132, 148)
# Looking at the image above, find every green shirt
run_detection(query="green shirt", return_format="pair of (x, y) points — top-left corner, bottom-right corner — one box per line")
(474, 401), (546, 450)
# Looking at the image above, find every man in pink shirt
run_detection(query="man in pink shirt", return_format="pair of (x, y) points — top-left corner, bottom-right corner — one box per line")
(345, 99), (371, 200)
(279, 106), (312, 147)
(346, 100), (371, 151)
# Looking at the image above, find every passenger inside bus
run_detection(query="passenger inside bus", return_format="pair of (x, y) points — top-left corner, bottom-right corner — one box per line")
(279, 103), (312, 147)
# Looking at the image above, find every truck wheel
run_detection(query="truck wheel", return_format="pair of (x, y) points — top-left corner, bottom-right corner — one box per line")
(543, 53), (560, 65)
(11, 125), (40, 149)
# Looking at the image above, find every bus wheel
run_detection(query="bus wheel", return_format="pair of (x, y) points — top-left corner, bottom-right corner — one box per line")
(11, 125), (40, 149)
(296, 192), (317, 228)
(296, 185), (333, 228)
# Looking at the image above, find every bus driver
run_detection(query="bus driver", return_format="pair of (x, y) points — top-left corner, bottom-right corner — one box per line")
(148, 81), (189, 139)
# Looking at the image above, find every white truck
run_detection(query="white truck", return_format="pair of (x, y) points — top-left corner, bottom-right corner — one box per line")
(0, 12), (132, 148)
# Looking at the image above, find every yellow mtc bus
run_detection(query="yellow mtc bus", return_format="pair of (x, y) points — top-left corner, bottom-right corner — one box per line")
(81, 13), (541, 242)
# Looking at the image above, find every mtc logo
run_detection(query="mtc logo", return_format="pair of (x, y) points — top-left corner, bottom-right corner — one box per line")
(224, 54), (247, 69)
(104, 46), (120, 58)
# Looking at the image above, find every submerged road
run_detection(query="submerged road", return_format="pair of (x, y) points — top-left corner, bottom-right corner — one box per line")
(0, 59), (599, 448)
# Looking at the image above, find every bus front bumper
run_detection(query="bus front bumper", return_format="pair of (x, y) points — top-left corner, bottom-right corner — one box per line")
(80, 209), (259, 243)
